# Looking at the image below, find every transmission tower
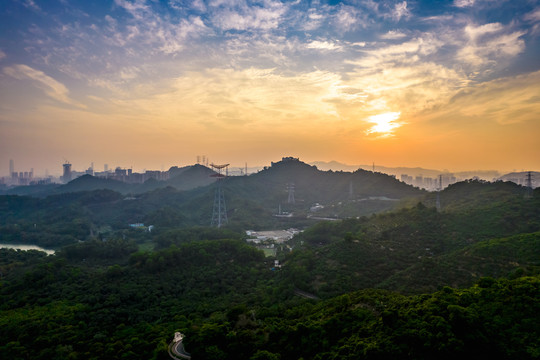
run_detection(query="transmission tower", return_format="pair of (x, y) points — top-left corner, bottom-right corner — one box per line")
(287, 183), (295, 204)
(210, 163), (229, 228)
(525, 171), (533, 198)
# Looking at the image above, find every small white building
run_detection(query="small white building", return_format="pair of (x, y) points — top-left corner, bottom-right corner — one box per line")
(173, 332), (184, 343)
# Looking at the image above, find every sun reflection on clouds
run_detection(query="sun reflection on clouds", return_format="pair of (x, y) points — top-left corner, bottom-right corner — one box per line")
(365, 112), (403, 137)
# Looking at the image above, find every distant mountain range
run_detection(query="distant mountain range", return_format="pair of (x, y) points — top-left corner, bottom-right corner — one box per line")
(310, 160), (502, 180)
(0, 158), (426, 238)
(2, 159), (536, 199)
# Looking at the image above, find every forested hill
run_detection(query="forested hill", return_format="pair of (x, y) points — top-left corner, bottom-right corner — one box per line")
(0, 237), (538, 359)
(281, 184), (540, 297)
(0, 158), (425, 248)
(0, 173), (539, 359)
(227, 157), (422, 205)
(3, 159), (422, 204)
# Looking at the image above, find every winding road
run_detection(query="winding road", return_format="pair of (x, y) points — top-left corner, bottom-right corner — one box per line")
(168, 333), (191, 360)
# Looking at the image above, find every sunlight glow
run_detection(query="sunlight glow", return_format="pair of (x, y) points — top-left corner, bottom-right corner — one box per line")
(365, 112), (403, 137)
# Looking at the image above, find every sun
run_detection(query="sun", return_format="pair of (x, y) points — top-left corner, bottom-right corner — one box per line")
(365, 112), (402, 137)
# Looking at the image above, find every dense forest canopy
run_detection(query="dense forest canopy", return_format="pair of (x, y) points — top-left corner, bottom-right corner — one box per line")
(0, 163), (538, 359)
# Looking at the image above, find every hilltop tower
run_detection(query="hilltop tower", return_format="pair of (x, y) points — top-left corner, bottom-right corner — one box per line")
(62, 161), (72, 183)
(210, 163), (229, 228)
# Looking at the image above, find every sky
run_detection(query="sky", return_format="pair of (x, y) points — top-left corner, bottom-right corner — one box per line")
(1, 0), (540, 176)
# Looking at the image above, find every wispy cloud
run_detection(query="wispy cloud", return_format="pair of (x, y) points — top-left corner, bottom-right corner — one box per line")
(453, 0), (475, 8)
(22, 0), (41, 12)
(3, 64), (84, 107)
(525, 7), (540, 22)
(333, 5), (368, 33)
(445, 70), (540, 125)
(210, 0), (287, 31)
(457, 22), (526, 67)
(306, 40), (343, 51)
(387, 1), (412, 22)
(381, 30), (408, 40)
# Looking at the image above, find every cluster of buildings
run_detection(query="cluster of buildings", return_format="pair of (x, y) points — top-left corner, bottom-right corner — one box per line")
(61, 162), (170, 184)
(399, 173), (459, 191)
(1, 159), (52, 186)
(0, 160), (172, 187)
(245, 229), (301, 244)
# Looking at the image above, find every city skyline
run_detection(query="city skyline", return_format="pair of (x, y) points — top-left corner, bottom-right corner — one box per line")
(1, 156), (535, 179)
(1, 0), (539, 175)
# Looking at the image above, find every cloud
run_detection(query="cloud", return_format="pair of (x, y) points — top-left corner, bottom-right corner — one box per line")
(0, 50), (6, 60)
(111, 1), (211, 54)
(3, 64), (84, 107)
(97, 67), (350, 133)
(457, 23), (526, 67)
(301, 9), (325, 31)
(445, 70), (540, 125)
(357, 35), (443, 62)
(114, 0), (149, 19)
(525, 7), (540, 22)
(524, 7), (540, 35)
(23, 0), (41, 12)
(381, 30), (407, 40)
(333, 5), (368, 32)
(306, 40), (343, 51)
(210, 1), (287, 31)
(453, 0), (475, 8)
(388, 1), (412, 22)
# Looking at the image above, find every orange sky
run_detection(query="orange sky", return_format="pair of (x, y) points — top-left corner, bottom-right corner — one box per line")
(1, 1), (539, 176)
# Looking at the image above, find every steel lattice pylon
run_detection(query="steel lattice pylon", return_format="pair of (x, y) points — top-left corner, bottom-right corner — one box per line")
(211, 179), (227, 227)
(210, 163), (229, 227)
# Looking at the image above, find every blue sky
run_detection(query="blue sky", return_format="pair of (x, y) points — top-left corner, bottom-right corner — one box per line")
(1, 0), (539, 175)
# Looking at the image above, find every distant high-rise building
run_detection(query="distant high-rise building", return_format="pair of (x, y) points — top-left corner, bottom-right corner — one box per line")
(62, 162), (72, 183)
(9, 159), (14, 177)
(104, 164), (108, 172)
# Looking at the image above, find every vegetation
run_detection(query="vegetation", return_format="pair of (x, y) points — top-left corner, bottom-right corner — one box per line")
(0, 166), (538, 359)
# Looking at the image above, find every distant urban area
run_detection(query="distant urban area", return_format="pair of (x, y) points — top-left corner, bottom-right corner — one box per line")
(2, 157), (537, 191)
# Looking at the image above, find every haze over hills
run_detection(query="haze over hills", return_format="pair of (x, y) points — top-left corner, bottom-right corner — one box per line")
(310, 160), (503, 180)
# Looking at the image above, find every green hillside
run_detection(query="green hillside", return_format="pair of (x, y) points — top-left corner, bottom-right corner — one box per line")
(281, 184), (540, 297)
(0, 159), (425, 248)
(0, 163), (538, 360)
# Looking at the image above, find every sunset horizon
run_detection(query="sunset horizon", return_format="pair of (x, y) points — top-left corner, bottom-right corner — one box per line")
(1, 0), (539, 177)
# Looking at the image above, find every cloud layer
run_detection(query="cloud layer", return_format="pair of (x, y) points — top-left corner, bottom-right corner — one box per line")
(1, 0), (539, 172)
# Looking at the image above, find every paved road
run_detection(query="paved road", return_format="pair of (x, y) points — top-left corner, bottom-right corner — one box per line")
(168, 338), (191, 360)
(294, 288), (319, 300)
